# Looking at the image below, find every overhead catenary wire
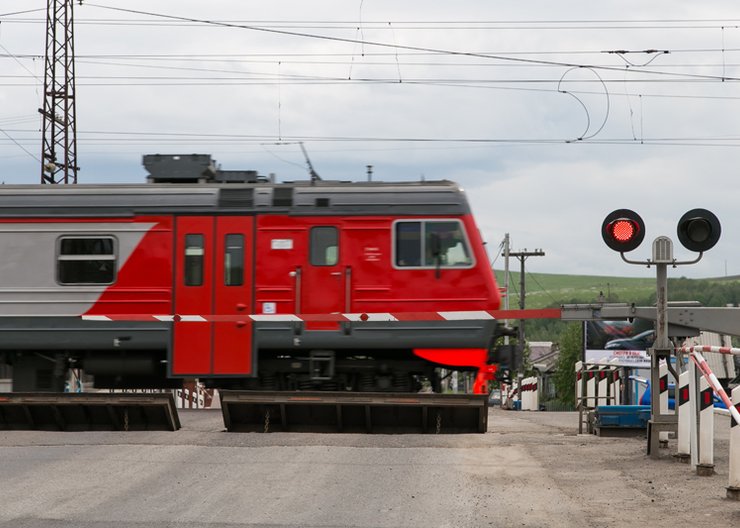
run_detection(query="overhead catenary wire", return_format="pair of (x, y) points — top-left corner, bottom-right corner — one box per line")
(79, 4), (740, 84)
(9, 128), (740, 149)
(8, 15), (740, 30)
(4, 6), (740, 156)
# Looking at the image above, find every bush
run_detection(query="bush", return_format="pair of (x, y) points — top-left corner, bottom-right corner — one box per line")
(553, 322), (583, 405)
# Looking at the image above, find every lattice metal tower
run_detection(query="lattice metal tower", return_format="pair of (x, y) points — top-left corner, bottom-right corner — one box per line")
(39, 0), (78, 184)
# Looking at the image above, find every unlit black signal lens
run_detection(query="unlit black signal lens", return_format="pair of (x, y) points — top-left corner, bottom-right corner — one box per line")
(677, 209), (721, 252)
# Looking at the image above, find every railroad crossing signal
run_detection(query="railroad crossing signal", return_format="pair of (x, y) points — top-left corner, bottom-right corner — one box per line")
(602, 208), (721, 255)
(600, 207), (722, 459)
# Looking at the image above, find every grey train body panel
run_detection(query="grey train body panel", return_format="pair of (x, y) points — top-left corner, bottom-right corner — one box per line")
(0, 180), (470, 217)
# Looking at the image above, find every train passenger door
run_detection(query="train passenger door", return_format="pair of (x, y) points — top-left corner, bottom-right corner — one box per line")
(301, 224), (345, 323)
(172, 216), (254, 377)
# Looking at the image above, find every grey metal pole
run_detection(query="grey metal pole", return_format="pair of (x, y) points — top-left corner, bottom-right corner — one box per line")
(509, 249), (545, 355)
(504, 234), (510, 344)
(655, 262), (669, 349)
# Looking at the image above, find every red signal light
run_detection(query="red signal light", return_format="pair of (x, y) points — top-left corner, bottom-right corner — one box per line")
(602, 209), (645, 253)
(610, 219), (637, 243)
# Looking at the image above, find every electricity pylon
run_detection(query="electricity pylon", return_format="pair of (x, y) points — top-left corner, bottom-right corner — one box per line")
(39, 0), (79, 184)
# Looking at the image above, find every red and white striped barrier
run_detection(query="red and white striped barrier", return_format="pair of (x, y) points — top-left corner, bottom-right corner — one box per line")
(507, 381), (520, 409)
(679, 354), (740, 483)
(688, 350), (740, 424)
(659, 360), (672, 445)
(575, 361), (583, 407)
(586, 366), (596, 408)
(82, 308), (562, 323)
(729, 386), (740, 500)
(676, 370), (691, 462)
(697, 375), (715, 475)
(597, 366), (608, 407)
(611, 368), (622, 406)
(679, 344), (740, 357)
(575, 362), (624, 411)
(686, 349), (740, 477)
(520, 376), (539, 411)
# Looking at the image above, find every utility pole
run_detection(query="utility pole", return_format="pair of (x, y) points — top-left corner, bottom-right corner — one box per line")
(508, 249), (545, 357)
(39, 0), (79, 184)
(503, 234), (510, 343)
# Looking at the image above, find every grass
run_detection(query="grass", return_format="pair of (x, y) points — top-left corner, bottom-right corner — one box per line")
(494, 270), (740, 309)
(494, 270), (655, 309)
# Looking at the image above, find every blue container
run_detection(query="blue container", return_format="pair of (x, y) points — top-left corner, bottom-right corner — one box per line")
(595, 405), (651, 428)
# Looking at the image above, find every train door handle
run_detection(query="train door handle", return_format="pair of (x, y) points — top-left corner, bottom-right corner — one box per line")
(330, 272), (342, 276)
(236, 321), (247, 328)
(236, 303), (247, 311)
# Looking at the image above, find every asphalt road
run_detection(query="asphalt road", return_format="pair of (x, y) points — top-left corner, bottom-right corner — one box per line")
(0, 408), (737, 527)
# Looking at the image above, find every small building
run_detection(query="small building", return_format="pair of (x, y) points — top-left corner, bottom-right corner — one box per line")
(529, 341), (558, 402)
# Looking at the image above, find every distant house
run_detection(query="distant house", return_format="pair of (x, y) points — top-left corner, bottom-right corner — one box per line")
(529, 341), (558, 401)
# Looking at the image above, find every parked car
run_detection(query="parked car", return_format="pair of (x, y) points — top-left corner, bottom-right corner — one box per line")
(605, 329), (655, 350)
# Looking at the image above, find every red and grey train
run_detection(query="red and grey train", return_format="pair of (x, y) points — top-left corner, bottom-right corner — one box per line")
(0, 155), (507, 393)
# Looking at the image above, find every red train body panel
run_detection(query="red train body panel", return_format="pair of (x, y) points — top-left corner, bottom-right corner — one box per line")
(0, 156), (504, 393)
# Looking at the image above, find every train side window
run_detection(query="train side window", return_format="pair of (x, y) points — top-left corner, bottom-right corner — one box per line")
(224, 234), (244, 286)
(395, 220), (473, 268)
(310, 226), (338, 266)
(57, 236), (116, 284)
(184, 234), (205, 286)
(424, 221), (473, 267)
(395, 222), (421, 266)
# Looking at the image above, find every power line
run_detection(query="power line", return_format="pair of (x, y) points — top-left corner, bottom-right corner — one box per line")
(8, 16), (740, 30)
(0, 8), (47, 18)
(10, 128), (740, 147)
(526, 271), (560, 306)
(82, 4), (740, 83)
(0, 126), (40, 162)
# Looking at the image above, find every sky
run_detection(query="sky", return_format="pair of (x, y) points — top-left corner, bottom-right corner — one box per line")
(1, 1), (740, 279)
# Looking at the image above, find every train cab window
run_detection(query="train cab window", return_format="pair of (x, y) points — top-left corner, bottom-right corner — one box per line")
(57, 236), (116, 284)
(184, 234), (205, 286)
(395, 220), (473, 268)
(224, 234), (244, 286)
(310, 226), (338, 266)
(395, 222), (422, 266)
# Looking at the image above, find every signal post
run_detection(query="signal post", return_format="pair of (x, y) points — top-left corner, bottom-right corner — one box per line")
(601, 208), (721, 458)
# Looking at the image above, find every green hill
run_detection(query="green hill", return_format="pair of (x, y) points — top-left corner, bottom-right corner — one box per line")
(494, 270), (740, 310)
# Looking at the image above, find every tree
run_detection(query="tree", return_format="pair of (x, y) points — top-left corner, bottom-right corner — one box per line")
(553, 322), (583, 405)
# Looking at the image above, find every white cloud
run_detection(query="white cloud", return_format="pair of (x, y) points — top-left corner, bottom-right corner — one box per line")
(2, 1), (739, 279)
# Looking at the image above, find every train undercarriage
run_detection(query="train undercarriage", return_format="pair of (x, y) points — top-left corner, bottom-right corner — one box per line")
(2, 348), (449, 393)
